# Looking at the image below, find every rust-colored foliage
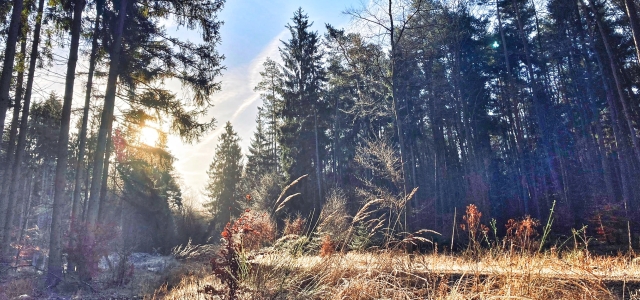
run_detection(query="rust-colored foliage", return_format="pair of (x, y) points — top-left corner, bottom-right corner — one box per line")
(210, 210), (255, 300)
(283, 215), (306, 236)
(505, 216), (540, 252)
(210, 209), (276, 299)
(589, 203), (628, 244)
(241, 210), (276, 251)
(461, 204), (489, 253)
(319, 235), (335, 257)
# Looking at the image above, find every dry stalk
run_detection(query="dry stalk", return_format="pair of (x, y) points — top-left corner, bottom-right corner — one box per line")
(272, 174), (308, 213)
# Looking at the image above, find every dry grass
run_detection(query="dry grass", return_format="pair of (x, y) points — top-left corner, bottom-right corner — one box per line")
(146, 262), (218, 300)
(150, 249), (640, 299)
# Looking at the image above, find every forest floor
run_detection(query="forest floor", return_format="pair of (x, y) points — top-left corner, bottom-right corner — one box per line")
(2, 248), (640, 299)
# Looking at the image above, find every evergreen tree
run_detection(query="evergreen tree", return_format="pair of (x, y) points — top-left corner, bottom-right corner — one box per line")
(278, 8), (327, 214)
(205, 122), (244, 232)
(115, 116), (182, 253)
(254, 57), (284, 172)
(245, 110), (274, 187)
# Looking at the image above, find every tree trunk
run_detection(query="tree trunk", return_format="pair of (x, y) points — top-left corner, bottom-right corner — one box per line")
(514, 0), (566, 217)
(586, 0), (640, 164)
(97, 133), (112, 223)
(313, 110), (322, 209)
(47, 0), (86, 284)
(87, 0), (128, 227)
(1, 36), (26, 170)
(14, 170), (34, 266)
(0, 0), (24, 248)
(0, 37), (26, 245)
(0, 0), (44, 257)
(583, 0), (637, 242)
(0, 0), (24, 139)
(624, 0), (640, 65)
(497, 1), (531, 215)
(71, 2), (102, 229)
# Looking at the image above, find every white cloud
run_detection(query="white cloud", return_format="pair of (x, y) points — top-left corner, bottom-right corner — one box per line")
(168, 30), (287, 204)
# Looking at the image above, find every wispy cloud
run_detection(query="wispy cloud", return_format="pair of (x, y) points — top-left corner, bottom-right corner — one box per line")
(168, 30), (287, 202)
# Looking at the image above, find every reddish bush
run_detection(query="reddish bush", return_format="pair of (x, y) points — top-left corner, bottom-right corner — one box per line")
(460, 204), (489, 253)
(283, 215), (306, 236)
(505, 216), (540, 252)
(241, 210), (276, 251)
(210, 209), (262, 300)
(65, 221), (119, 280)
(589, 203), (628, 244)
(319, 235), (335, 257)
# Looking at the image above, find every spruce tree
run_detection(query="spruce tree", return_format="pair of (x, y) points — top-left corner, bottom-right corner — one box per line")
(278, 8), (327, 214)
(245, 110), (274, 187)
(205, 122), (244, 232)
(254, 57), (284, 172)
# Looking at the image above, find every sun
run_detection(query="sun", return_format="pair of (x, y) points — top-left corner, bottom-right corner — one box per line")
(139, 126), (160, 146)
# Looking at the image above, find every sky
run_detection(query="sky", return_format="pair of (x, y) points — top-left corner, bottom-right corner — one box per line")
(166, 0), (362, 201)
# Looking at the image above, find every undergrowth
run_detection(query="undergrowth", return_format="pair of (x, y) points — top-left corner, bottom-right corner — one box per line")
(149, 201), (640, 299)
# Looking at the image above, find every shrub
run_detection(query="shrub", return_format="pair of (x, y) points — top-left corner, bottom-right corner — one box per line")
(283, 215), (306, 236)
(589, 203), (629, 245)
(460, 204), (489, 255)
(319, 235), (335, 257)
(317, 189), (350, 244)
(349, 222), (375, 251)
(274, 234), (312, 255)
(247, 172), (282, 212)
(505, 215), (540, 253)
(210, 212), (253, 300)
(241, 210), (276, 251)
(65, 221), (119, 280)
(174, 199), (209, 245)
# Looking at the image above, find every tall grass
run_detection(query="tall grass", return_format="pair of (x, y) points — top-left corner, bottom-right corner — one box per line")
(151, 203), (640, 299)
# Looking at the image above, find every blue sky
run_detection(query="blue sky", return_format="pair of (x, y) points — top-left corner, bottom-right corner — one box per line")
(167, 0), (361, 201)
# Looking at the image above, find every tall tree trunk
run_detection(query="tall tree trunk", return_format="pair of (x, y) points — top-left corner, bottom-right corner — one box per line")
(97, 133), (112, 223)
(624, 0), (640, 65)
(388, 0), (408, 202)
(497, 1), (530, 215)
(87, 0), (128, 227)
(583, 0), (637, 246)
(0, 0), (24, 140)
(14, 170), (34, 266)
(0, 0), (44, 257)
(71, 2), (102, 228)
(47, 0), (86, 284)
(313, 111), (322, 209)
(585, 0), (640, 164)
(0, 37), (26, 245)
(0, 0), (24, 248)
(513, 0), (567, 218)
(2, 36), (26, 170)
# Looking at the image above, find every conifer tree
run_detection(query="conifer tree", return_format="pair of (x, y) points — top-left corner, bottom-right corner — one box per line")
(254, 57), (284, 171)
(278, 8), (327, 213)
(205, 122), (244, 232)
(245, 111), (274, 187)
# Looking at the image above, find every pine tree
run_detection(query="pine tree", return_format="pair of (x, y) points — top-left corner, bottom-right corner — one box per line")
(205, 122), (244, 232)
